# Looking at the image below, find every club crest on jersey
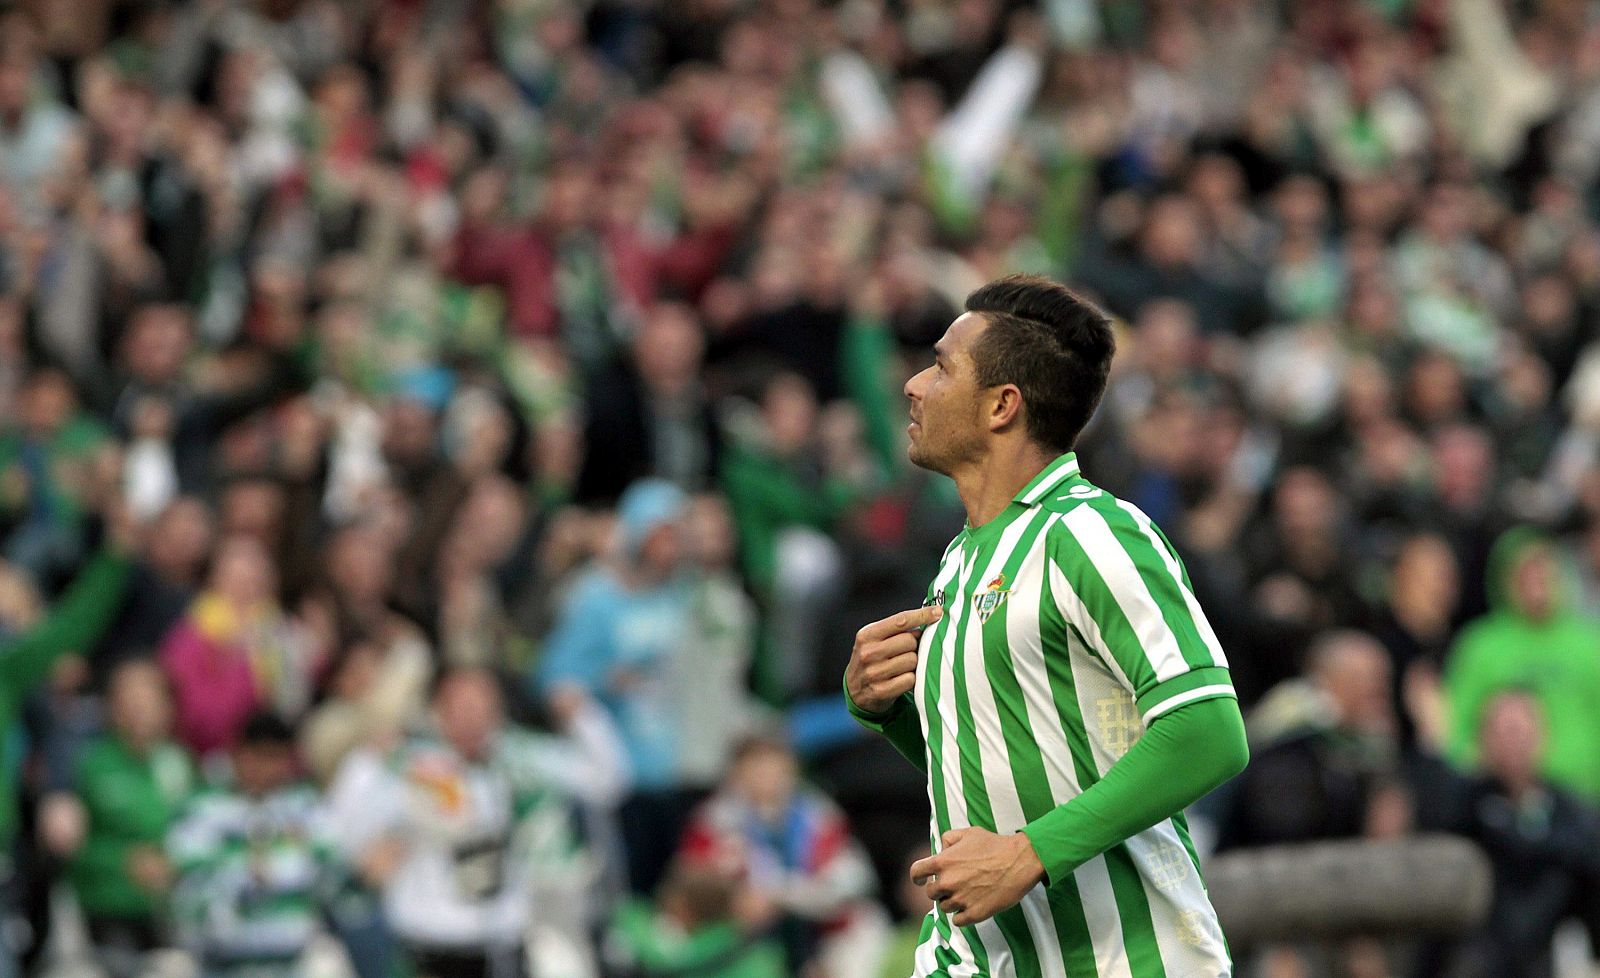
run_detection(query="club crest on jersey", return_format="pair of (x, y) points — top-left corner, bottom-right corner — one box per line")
(973, 573), (1011, 623)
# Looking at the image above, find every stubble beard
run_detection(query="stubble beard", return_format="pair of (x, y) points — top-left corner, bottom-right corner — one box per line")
(908, 422), (981, 477)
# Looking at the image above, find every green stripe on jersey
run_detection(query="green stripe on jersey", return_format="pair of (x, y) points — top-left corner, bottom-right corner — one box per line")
(976, 511), (1100, 978)
(908, 453), (1234, 978)
(919, 549), (994, 977)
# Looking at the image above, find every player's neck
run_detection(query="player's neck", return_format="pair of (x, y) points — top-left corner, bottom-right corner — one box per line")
(951, 441), (1057, 530)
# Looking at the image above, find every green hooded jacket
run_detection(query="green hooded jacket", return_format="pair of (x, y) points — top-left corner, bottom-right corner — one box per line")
(1444, 527), (1600, 799)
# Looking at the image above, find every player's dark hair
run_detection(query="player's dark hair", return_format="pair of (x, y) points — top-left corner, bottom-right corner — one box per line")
(964, 275), (1115, 454)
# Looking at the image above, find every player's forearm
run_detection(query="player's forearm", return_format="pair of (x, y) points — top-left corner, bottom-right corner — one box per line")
(1021, 696), (1248, 885)
(844, 686), (927, 772)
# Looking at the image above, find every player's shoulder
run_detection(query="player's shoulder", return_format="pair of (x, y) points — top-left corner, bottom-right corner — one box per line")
(1036, 480), (1164, 550)
(1035, 475), (1124, 519)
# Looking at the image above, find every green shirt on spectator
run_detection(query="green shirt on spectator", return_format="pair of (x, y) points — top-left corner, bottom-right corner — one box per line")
(0, 550), (130, 845)
(69, 735), (195, 920)
(1445, 528), (1600, 799)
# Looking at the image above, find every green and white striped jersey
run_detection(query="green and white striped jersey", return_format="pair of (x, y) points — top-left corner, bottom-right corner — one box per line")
(167, 783), (340, 967)
(912, 452), (1234, 978)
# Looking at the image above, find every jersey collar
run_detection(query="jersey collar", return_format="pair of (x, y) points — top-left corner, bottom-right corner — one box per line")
(1013, 452), (1080, 507)
(960, 452), (1081, 543)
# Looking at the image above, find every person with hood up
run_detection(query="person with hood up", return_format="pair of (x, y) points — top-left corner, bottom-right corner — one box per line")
(537, 478), (695, 895)
(1444, 526), (1600, 800)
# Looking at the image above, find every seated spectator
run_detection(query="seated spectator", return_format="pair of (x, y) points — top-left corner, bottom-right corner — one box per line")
(160, 533), (310, 757)
(678, 735), (878, 976)
(1444, 528), (1600, 801)
(46, 659), (194, 978)
(604, 866), (787, 978)
(167, 713), (339, 978)
(1415, 689), (1600, 978)
(328, 667), (628, 978)
(1214, 631), (1399, 850)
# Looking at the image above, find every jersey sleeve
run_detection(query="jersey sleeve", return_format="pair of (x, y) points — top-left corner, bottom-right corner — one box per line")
(1022, 695), (1248, 883)
(1048, 501), (1235, 725)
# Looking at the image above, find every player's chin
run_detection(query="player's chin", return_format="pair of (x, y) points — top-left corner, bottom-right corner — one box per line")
(908, 448), (951, 476)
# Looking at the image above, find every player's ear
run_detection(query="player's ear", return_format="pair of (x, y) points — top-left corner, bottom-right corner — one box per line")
(989, 384), (1025, 433)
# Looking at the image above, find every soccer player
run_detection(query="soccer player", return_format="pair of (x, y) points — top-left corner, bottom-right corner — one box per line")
(844, 275), (1249, 977)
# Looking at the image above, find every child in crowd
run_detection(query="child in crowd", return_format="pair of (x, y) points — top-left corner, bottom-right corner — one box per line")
(167, 713), (340, 977)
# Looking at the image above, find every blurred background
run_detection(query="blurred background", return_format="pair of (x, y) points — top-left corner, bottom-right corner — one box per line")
(1, 0), (1600, 976)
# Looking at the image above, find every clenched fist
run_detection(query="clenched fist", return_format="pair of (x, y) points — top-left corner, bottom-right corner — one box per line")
(845, 605), (943, 715)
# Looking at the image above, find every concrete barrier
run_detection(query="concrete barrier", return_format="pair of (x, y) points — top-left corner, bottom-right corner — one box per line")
(1205, 835), (1493, 945)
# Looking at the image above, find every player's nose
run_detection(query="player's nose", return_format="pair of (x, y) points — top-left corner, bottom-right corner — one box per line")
(905, 366), (930, 401)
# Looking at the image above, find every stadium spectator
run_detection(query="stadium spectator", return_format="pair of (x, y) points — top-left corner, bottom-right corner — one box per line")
(577, 301), (721, 504)
(538, 477), (701, 894)
(159, 533), (308, 757)
(1368, 532), (1462, 751)
(1416, 690), (1600, 978)
(604, 866), (787, 978)
(298, 631), (424, 787)
(0, 497), (132, 976)
(328, 667), (628, 978)
(166, 712), (339, 977)
(1214, 631), (1401, 850)
(8, 0), (1600, 973)
(719, 373), (873, 698)
(677, 735), (879, 975)
(47, 659), (194, 978)
(672, 492), (765, 789)
(1444, 528), (1600, 801)
(93, 494), (214, 686)
(433, 474), (530, 670)
(0, 367), (110, 583)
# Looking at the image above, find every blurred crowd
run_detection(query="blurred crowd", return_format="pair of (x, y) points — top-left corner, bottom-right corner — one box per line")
(7, 0), (1600, 977)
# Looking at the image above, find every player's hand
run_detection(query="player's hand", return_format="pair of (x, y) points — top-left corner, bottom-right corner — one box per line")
(845, 605), (942, 715)
(911, 827), (1047, 926)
